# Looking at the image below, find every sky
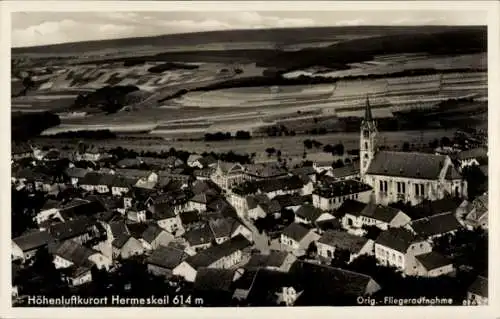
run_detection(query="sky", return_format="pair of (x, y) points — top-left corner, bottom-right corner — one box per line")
(12, 10), (487, 48)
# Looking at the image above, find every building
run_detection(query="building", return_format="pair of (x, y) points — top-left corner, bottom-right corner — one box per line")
(359, 96), (465, 206)
(466, 276), (488, 305)
(374, 228), (433, 276)
(12, 230), (53, 262)
(462, 194), (488, 230)
(211, 161), (246, 191)
(280, 223), (320, 256)
(407, 212), (462, 240)
(312, 180), (372, 211)
(12, 143), (33, 160)
(247, 197), (281, 220)
(455, 147), (488, 170)
(112, 234), (144, 259)
(48, 217), (100, 245)
(316, 230), (374, 263)
(146, 245), (188, 279)
(52, 240), (112, 271)
(244, 162), (288, 181)
(341, 200), (411, 232)
(326, 164), (360, 181)
(140, 224), (175, 251)
(65, 167), (91, 186)
(173, 235), (252, 282)
(294, 204), (334, 227)
(413, 251), (454, 277)
(244, 251), (297, 272)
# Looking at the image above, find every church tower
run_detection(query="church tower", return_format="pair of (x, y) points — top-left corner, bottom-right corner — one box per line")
(360, 95), (377, 178)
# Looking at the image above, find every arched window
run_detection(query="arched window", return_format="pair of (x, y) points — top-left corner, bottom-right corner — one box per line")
(365, 142), (368, 150)
(364, 154), (369, 159)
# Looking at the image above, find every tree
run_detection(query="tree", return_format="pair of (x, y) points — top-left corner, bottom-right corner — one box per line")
(334, 143), (345, 156)
(330, 248), (351, 268)
(402, 142), (410, 152)
(303, 139), (314, 150)
(265, 147), (276, 157)
(462, 164), (487, 200)
(362, 225), (382, 240)
(333, 159), (344, 168)
(281, 209), (295, 225)
(440, 136), (452, 147)
(306, 241), (317, 258)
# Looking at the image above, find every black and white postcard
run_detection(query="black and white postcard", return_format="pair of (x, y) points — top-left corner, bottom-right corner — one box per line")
(2, 1), (499, 318)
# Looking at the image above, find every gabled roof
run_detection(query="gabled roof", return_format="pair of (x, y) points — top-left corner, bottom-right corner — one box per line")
(330, 164), (360, 179)
(360, 204), (402, 223)
(246, 194), (271, 210)
(415, 251), (452, 271)
(141, 224), (166, 243)
(273, 194), (311, 208)
(185, 235), (251, 269)
(126, 223), (150, 239)
(179, 210), (201, 226)
(457, 147), (488, 161)
(295, 204), (326, 223)
(410, 212), (462, 238)
(183, 224), (214, 246)
(217, 161), (244, 175)
(468, 275), (488, 298)
(190, 193), (213, 205)
(13, 230), (53, 252)
(110, 221), (130, 239)
(292, 166), (316, 176)
(49, 216), (96, 241)
(313, 180), (372, 198)
(408, 198), (463, 219)
(194, 268), (235, 292)
(318, 230), (369, 253)
(366, 151), (448, 180)
(290, 260), (379, 301)
(375, 228), (420, 253)
(54, 240), (98, 266)
(335, 199), (367, 218)
(245, 163), (288, 179)
(187, 154), (203, 163)
(112, 234), (132, 249)
(208, 217), (244, 239)
(115, 169), (152, 179)
(258, 200), (282, 215)
(245, 251), (290, 270)
(146, 245), (187, 269)
(282, 223), (311, 242)
(150, 203), (176, 220)
(257, 176), (306, 193)
(445, 165), (462, 180)
(65, 167), (89, 179)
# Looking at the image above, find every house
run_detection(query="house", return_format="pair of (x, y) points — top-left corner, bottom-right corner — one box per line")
(208, 217), (253, 244)
(456, 147), (488, 170)
(316, 230), (374, 263)
(273, 194), (312, 213)
(172, 235), (252, 282)
(179, 210), (203, 231)
(244, 162), (288, 181)
(466, 276), (488, 305)
(360, 97), (466, 205)
(12, 143), (33, 160)
(126, 203), (147, 223)
(116, 158), (142, 168)
(341, 201), (411, 232)
(140, 224), (175, 250)
(65, 265), (93, 287)
(246, 195), (279, 220)
(48, 216), (100, 245)
(140, 157), (180, 170)
(227, 191), (261, 218)
(192, 179), (221, 196)
(406, 197), (464, 220)
(164, 156), (184, 169)
(52, 240), (112, 271)
(183, 224), (215, 254)
(193, 167), (215, 180)
(36, 198), (107, 227)
(146, 245), (188, 278)
(188, 193), (215, 212)
(257, 175), (310, 199)
(312, 180), (372, 211)
(280, 223), (320, 256)
(374, 228), (433, 276)
(211, 161), (246, 191)
(187, 155), (203, 168)
(294, 204), (334, 227)
(112, 234), (144, 259)
(12, 230), (53, 261)
(463, 194), (488, 230)
(65, 167), (91, 186)
(79, 172), (110, 193)
(407, 212), (462, 240)
(290, 260), (382, 305)
(326, 164), (360, 181)
(291, 166), (317, 183)
(193, 268), (239, 305)
(245, 251), (297, 272)
(413, 251), (454, 277)
(149, 203), (184, 235)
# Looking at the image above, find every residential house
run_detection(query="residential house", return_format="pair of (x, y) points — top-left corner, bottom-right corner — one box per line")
(116, 158), (142, 168)
(374, 228), (433, 276)
(12, 143), (33, 160)
(150, 203), (184, 236)
(245, 251), (297, 272)
(12, 230), (53, 262)
(208, 217), (253, 244)
(65, 265), (93, 287)
(146, 245), (189, 278)
(172, 235), (252, 282)
(65, 167), (91, 186)
(247, 195), (280, 220)
(193, 268), (239, 304)
(291, 166), (317, 183)
(112, 234), (144, 259)
(406, 197), (464, 220)
(326, 164), (360, 181)
(140, 224), (175, 251)
(188, 193), (215, 213)
(360, 97), (466, 205)
(455, 147), (488, 170)
(211, 161), (246, 191)
(341, 200), (412, 233)
(312, 180), (372, 211)
(316, 230), (374, 263)
(126, 203), (148, 223)
(280, 223), (320, 256)
(407, 212), (462, 240)
(52, 240), (112, 271)
(413, 251), (454, 277)
(274, 194), (312, 213)
(463, 194), (488, 230)
(179, 210), (203, 232)
(187, 155), (203, 168)
(466, 276), (488, 305)
(158, 168), (192, 185)
(294, 204), (334, 228)
(290, 261), (382, 305)
(183, 224), (214, 254)
(193, 167), (215, 181)
(244, 162), (288, 181)
(48, 216), (100, 245)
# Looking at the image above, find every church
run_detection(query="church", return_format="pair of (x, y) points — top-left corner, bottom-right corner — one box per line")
(359, 97), (466, 206)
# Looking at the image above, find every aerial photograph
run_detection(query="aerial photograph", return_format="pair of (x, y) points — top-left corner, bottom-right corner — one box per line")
(10, 9), (488, 307)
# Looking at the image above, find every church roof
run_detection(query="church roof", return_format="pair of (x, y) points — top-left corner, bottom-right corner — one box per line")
(366, 151), (448, 180)
(364, 95), (373, 122)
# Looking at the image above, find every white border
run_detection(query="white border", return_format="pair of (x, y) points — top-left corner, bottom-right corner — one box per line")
(2, 1), (499, 319)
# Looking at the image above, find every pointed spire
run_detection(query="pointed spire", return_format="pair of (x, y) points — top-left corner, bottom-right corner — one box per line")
(364, 94), (373, 122)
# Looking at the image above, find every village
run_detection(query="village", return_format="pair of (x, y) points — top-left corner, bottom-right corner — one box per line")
(10, 99), (488, 307)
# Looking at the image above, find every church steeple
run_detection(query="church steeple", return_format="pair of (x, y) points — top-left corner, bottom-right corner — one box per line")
(360, 95), (377, 179)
